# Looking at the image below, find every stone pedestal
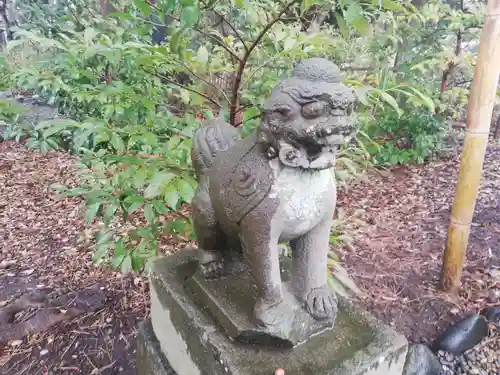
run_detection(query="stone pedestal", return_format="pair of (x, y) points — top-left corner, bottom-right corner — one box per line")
(136, 251), (408, 375)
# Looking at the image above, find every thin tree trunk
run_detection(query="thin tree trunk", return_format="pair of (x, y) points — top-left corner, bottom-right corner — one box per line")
(440, 31), (462, 94)
(306, 9), (329, 34)
(0, 0), (13, 41)
(100, 0), (116, 17)
(439, 0), (464, 104)
(494, 114), (500, 138)
(439, 0), (500, 293)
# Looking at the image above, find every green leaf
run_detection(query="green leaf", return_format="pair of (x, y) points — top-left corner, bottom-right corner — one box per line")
(110, 133), (126, 153)
(131, 251), (144, 272)
(169, 29), (184, 54)
(96, 231), (113, 245)
(144, 171), (176, 199)
(165, 190), (180, 209)
(143, 132), (157, 147)
(404, 87), (436, 113)
(121, 255), (132, 274)
(38, 119), (77, 138)
(370, 88), (402, 116)
(165, 218), (186, 233)
(134, 0), (152, 16)
(180, 6), (200, 28)
(302, 0), (324, 9)
(180, 89), (191, 104)
(283, 37), (296, 51)
(243, 107), (260, 122)
(134, 168), (148, 189)
(335, 170), (350, 181)
(153, 199), (169, 214)
(176, 178), (195, 203)
(85, 203), (101, 224)
(65, 187), (89, 196)
(127, 201), (143, 214)
(197, 45), (209, 63)
(103, 202), (119, 226)
(378, 0), (405, 12)
(334, 12), (349, 39)
(84, 28), (99, 44)
(353, 87), (370, 106)
(344, 3), (363, 24)
(111, 239), (126, 268)
(92, 244), (109, 265)
(144, 203), (156, 223)
(328, 261), (362, 296)
(124, 195), (145, 204)
(352, 16), (372, 36)
(233, 0), (244, 7)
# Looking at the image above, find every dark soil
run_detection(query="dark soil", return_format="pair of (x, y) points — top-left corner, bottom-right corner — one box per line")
(0, 141), (153, 375)
(1, 137), (499, 373)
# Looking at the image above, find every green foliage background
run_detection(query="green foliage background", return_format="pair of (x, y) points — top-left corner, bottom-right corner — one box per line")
(0, 0), (487, 297)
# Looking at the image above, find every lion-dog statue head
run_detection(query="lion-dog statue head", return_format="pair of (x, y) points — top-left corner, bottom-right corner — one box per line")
(257, 58), (357, 170)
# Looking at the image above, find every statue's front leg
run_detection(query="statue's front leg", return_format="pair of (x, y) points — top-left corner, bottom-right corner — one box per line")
(291, 213), (337, 321)
(192, 186), (227, 279)
(239, 199), (289, 328)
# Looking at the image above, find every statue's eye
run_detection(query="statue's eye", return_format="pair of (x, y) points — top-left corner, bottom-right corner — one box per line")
(276, 107), (291, 117)
(302, 102), (326, 119)
(267, 107), (291, 132)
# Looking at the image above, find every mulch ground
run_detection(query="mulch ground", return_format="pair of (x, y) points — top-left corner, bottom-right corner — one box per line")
(338, 139), (500, 343)
(0, 137), (499, 374)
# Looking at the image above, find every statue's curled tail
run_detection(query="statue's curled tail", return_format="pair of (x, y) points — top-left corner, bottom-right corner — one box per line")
(191, 119), (241, 179)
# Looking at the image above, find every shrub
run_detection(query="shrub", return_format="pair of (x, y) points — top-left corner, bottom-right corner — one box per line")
(364, 108), (447, 165)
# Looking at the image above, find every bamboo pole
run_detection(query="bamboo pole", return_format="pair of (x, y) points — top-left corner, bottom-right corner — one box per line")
(439, 0), (500, 293)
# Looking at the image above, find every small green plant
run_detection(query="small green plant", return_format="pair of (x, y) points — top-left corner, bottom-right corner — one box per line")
(326, 208), (366, 298)
(0, 99), (28, 142)
(364, 109), (447, 165)
(0, 99), (26, 122)
(0, 56), (13, 91)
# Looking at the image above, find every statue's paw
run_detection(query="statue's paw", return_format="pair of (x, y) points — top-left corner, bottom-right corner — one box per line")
(254, 298), (294, 328)
(199, 260), (224, 279)
(304, 285), (337, 321)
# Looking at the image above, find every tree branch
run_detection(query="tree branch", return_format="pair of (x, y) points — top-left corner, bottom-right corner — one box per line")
(175, 61), (231, 104)
(234, 113), (262, 127)
(144, 0), (242, 63)
(175, 15), (243, 63)
(145, 69), (222, 108)
(210, 9), (249, 53)
(229, 0), (301, 125)
(453, 79), (473, 87)
(242, 56), (284, 87)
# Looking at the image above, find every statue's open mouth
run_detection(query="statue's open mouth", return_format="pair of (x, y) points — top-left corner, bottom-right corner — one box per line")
(276, 124), (350, 170)
(278, 139), (341, 171)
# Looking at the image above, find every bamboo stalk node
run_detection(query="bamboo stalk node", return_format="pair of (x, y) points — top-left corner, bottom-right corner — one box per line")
(465, 129), (493, 136)
(449, 218), (473, 226)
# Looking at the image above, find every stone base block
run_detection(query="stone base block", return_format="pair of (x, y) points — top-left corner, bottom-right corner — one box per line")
(145, 250), (408, 375)
(136, 318), (175, 375)
(187, 257), (334, 347)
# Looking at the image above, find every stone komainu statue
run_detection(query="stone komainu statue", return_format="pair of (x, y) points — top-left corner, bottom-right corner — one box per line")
(190, 57), (356, 330)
